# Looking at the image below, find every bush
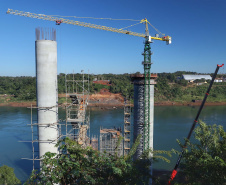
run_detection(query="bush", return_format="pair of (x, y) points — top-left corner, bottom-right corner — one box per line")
(0, 165), (21, 185)
(175, 121), (226, 185)
(26, 137), (172, 185)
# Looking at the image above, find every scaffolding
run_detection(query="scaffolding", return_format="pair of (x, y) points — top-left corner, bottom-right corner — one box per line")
(99, 128), (123, 156)
(23, 104), (62, 171)
(91, 136), (98, 150)
(24, 71), (91, 170)
(123, 98), (132, 156)
(64, 70), (90, 148)
(143, 39), (152, 151)
(99, 98), (132, 157)
(131, 74), (157, 159)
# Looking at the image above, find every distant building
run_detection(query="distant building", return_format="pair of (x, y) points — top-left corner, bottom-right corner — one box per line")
(214, 78), (223, 83)
(182, 74), (212, 82)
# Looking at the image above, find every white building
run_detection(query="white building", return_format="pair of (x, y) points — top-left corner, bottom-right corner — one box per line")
(182, 74), (212, 82)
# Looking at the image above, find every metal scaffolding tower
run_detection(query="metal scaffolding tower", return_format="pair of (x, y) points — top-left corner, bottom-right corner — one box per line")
(131, 73), (156, 159)
(143, 39), (152, 151)
(123, 98), (132, 156)
(65, 71), (90, 148)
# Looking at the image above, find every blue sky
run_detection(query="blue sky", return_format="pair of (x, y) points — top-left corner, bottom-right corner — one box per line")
(0, 0), (225, 76)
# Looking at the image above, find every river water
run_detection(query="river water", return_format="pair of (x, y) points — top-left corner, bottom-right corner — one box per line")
(0, 105), (225, 182)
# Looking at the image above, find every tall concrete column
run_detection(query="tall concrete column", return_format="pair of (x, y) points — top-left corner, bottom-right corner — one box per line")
(131, 74), (156, 160)
(35, 28), (58, 158)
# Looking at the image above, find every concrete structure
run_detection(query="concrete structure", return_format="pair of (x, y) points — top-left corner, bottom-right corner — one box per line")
(131, 74), (157, 159)
(35, 28), (59, 158)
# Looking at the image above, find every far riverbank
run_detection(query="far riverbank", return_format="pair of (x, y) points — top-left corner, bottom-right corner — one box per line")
(1, 92), (226, 108)
(1, 100), (226, 108)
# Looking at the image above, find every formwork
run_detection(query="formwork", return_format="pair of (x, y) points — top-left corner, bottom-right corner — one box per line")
(99, 128), (123, 156)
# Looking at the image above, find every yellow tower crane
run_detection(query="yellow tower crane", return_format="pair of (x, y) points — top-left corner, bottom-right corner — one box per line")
(6, 8), (171, 174)
(6, 9), (171, 44)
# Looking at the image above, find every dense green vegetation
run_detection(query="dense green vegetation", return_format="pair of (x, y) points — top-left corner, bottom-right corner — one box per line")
(174, 121), (226, 185)
(0, 72), (225, 103)
(0, 165), (21, 185)
(25, 136), (171, 184)
(0, 76), (36, 101)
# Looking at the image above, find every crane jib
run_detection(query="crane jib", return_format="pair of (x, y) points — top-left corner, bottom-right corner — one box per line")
(6, 8), (171, 43)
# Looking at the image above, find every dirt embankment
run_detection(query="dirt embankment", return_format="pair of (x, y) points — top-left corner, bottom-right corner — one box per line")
(88, 93), (124, 107)
(1, 90), (226, 108)
(59, 89), (125, 108)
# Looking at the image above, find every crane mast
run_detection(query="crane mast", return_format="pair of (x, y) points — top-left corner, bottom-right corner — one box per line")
(6, 8), (171, 159)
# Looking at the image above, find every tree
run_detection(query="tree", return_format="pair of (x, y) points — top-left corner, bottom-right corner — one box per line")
(0, 165), (21, 185)
(156, 77), (171, 99)
(167, 74), (176, 83)
(170, 86), (182, 98)
(194, 78), (206, 83)
(26, 137), (172, 185)
(177, 79), (188, 86)
(175, 121), (226, 185)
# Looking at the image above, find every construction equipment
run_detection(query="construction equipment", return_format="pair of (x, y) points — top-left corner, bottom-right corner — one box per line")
(6, 9), (171, 44)
(168, 64), (224, 185)
(7, 8), (171, 158)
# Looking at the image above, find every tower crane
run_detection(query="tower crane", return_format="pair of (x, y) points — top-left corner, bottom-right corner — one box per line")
(6, 8), (171, 160)
(6, 9), (171, 44)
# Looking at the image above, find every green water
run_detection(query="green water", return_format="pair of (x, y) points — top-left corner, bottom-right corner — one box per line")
(0, 105), (225, 182)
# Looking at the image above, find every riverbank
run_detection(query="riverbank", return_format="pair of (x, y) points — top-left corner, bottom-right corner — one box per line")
(1, 100), (226, 108)
(1, 92), (226, 108)
(0, 101), (36, 107)
(155, 101), (226, 106)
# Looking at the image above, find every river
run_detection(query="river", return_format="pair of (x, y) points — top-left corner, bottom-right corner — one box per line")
(0, 105), (225, 182)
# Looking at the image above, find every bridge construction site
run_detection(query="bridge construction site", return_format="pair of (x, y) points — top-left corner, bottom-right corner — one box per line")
(7, 8), (171, 183)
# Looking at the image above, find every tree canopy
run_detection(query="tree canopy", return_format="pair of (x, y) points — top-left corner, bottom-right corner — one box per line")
(174, 121), (226, 185)
(0, 72), (226, 103)
(0, 165), (21, 185)
(25, 137), (172, 185)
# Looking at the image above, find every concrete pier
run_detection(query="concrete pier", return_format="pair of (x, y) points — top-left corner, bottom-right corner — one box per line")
(35, 28), (58, 158)
(131, 74), (157, 159)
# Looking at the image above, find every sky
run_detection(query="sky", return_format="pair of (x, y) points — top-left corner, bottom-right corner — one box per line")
(0, 0), (226, 76)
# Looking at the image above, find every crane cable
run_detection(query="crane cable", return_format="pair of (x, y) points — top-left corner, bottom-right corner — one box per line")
(48, 14), (165, 35)
(148, 22), (165, 36)
(48, 15), (140, 22)
(119, 22), (143, 30)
